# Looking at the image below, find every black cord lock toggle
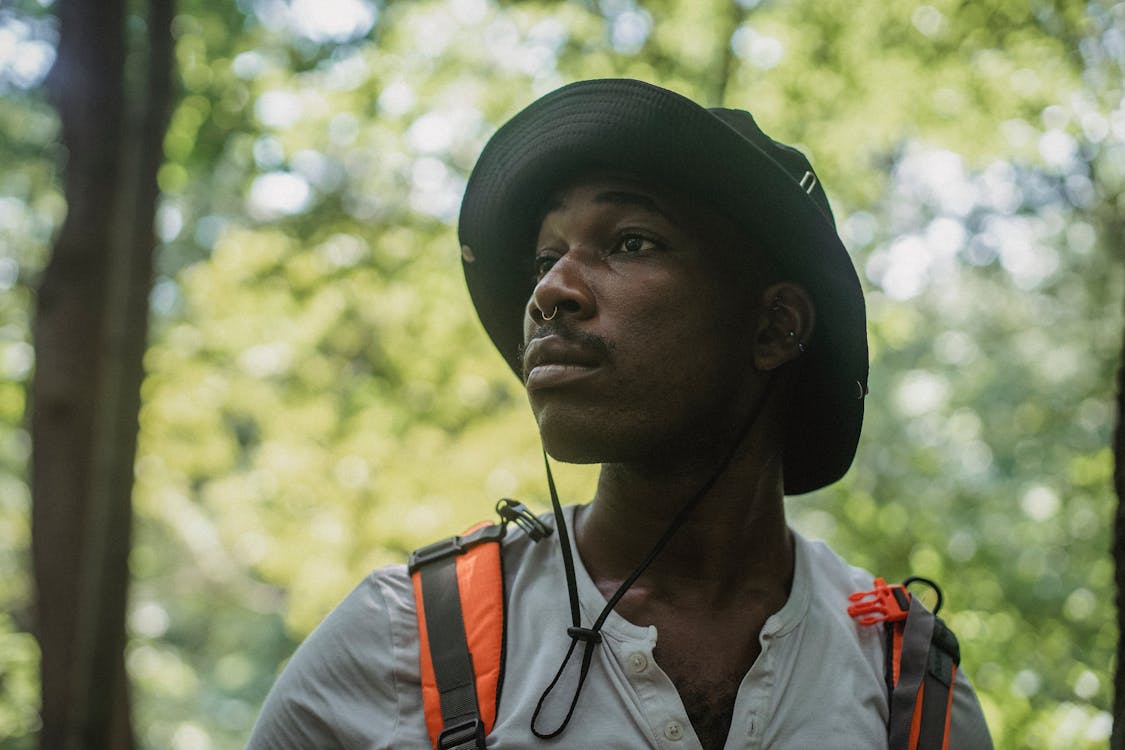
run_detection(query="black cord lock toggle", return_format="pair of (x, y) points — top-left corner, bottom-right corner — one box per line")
(566, 626), (603, 644)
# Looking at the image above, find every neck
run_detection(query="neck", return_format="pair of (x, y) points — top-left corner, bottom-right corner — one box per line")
(573, 426), (794, 609)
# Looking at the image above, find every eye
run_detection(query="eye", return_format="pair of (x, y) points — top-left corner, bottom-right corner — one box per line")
(533, 253), (558, 280)
(616, 234), (658, 254)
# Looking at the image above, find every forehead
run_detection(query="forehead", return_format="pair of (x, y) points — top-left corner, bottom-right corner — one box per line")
(539, 172), (696, 227)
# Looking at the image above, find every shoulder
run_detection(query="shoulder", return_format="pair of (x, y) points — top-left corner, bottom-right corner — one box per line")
(754, 533), (888, 744)
(789, 532), (886, 649)
(795, 532), (878, 597)
(246, 565), (429, 749)
(790, 533), (993, 748)
(246, 519), (554, 750)
(949, 671), (995, 749)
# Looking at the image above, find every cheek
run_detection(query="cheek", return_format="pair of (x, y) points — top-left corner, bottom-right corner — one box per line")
(633, 278), (742, 348)
(614, 298), (744, 389)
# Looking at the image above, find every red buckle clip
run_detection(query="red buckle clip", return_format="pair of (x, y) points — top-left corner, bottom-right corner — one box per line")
(847, 578), (912, 625)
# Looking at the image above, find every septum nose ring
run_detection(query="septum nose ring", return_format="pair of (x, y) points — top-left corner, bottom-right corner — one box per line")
(539, 304), (558, 321)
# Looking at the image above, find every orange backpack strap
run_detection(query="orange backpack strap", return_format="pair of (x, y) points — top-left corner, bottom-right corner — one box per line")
(848, 577), (960, 750)
(409, 522), (505, 750)
(408, 500), (552, 750)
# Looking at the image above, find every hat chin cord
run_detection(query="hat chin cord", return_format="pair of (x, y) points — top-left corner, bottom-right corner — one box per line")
(530, 375), (778, 739)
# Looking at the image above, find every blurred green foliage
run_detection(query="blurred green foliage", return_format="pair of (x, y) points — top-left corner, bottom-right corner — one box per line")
(2, 0), (1123, 747)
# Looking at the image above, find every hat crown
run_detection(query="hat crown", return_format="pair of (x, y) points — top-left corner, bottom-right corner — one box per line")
(458, 78), (868, 494)
(707, 108), (835, 226)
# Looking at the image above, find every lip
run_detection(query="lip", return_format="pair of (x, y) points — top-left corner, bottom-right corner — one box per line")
(523, 336), (603, 391)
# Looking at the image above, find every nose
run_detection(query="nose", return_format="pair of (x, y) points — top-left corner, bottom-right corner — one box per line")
(526, 252), (595, 325)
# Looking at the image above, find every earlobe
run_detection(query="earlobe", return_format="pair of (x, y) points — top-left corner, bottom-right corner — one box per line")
(753, 282), (815, 371)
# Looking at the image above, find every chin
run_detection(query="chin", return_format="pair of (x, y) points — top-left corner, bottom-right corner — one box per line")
(533, 405), (616, 464)
(533, 394), (750, 469)
(533, 406), (665, 465)
(537, 424), (611, 464)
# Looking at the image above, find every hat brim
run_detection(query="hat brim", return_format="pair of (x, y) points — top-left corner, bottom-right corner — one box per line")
(458, 79), (868, 494)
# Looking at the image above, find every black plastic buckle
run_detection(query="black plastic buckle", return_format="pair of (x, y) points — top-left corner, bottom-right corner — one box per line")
(496, 498), (552, 542)
(408, 536), (464, 573)
(437, 717), (486, 750)
(407, 524), (507, 574)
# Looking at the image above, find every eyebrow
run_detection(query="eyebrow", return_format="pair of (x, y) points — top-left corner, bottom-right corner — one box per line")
(594, 190), (676, 222)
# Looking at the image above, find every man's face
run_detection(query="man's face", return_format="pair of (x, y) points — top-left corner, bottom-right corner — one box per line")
(520, 173), (770, 466)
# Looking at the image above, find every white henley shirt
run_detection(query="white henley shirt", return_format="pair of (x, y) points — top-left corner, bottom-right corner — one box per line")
(248, 506), (992, 749)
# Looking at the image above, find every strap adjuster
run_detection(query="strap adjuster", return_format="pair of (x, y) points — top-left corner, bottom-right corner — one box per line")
(408, 524), (506, 573)
(847, 577), (912, 625)
(437, 717), (486, 750)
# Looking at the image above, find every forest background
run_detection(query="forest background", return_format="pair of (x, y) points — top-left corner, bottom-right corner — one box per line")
(1, 0), (1123, 748)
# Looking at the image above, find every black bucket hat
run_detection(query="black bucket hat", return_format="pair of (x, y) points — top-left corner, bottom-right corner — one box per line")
(458, 78), (868, 494)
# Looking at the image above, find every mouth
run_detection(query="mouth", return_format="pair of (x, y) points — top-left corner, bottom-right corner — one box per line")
(522, 335), (604, 391)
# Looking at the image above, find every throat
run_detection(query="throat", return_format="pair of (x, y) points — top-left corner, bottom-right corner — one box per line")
(691, 688), (738, 749)
(657, 635), (761, 750)
(667, 663), (748, 750)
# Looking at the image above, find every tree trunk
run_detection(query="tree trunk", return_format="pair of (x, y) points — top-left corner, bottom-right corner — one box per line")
(32, 0), (174, 747)
(706, 0), (744, 107)
(1114, 307), (1125, 748)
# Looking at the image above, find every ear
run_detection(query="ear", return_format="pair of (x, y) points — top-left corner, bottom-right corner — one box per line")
(753, 282), (816, 371)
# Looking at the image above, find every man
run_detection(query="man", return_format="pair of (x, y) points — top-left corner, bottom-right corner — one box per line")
(248, 79), (992, 748)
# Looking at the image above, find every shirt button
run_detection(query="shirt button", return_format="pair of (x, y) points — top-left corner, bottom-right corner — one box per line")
(664, 720), (684, 741)
(627, 652), (648, 673)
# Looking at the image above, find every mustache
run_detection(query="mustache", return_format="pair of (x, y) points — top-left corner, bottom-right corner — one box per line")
(519, 321), (614, 380)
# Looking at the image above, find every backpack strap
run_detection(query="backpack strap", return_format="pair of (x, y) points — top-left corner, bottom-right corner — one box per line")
(409, 522), (506, 750)
(849, 577), (961, 750)
(408, 500), (551, 750)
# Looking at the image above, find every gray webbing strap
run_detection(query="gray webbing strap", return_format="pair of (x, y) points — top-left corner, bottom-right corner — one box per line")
(916, 642), (956, 750)
(888, 596), (935, 750)
(418, 556), (485, 749)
